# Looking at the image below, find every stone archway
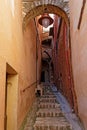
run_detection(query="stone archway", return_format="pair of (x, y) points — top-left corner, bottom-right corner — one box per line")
(23, 4), (69, 29)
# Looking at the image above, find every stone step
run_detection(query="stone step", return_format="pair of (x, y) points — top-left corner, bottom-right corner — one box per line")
(43, 92), (54, 95)
(34, 117), (72, 130)
(34, 85), (72, 130)
(39, 97), (57, 103)
(24, 85), (73, 130)
(41, 95), (56, 98)
(34, 125), (72, 130)
(38, 102), (60, 109)
(36, 108), (64, 117)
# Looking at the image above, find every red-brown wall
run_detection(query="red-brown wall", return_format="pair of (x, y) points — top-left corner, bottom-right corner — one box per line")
(53, 19), (74, 109)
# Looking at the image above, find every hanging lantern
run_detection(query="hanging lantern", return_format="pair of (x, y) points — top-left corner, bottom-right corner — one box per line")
(38, 13), (54, 28)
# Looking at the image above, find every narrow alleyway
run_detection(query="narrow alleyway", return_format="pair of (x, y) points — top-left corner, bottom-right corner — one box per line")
(1, 1), (87, 130)
(23, 83), (84, 130)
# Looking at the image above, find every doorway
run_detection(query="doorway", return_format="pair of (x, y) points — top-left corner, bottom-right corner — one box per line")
(41, 71), (45, 82)
(5, 64), (18, 130)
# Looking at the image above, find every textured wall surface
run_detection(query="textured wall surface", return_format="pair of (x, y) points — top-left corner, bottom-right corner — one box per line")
(53, 19), (74, 109)
(0, 58), (6, 130)
(69, 0), (87, 129)
(18, 19), (37, 129)
(0, 0), (38, 130)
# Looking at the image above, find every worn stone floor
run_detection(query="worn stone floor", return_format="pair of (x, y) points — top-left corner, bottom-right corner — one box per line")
(23, 83), (84, 130)
(23, 98), (39, 130)
(51, 85), (84, 130)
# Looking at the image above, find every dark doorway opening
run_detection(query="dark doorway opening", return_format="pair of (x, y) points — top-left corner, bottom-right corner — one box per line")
(41, 71), (45, 82)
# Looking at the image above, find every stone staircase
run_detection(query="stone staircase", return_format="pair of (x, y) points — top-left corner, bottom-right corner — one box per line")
(34, 84), (72, 130)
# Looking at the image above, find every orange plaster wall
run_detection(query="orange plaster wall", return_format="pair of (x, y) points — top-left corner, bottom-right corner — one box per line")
(69, 0), (87, 129)
(0, 0), (39, 129)
(18, 19), (37, 129)
(35, 17), (42, 82)
(0, 58), (6, 130)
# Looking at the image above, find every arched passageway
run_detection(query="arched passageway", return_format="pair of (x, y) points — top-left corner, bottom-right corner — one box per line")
(0, 0), (87, 130)
(23, 4), (69, 29)
(23, 4), (78, 116)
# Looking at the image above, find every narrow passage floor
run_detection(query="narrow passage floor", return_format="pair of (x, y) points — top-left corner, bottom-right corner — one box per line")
(24, 83), (84, 130)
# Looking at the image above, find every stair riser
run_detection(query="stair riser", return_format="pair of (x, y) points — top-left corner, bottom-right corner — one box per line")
(34, 125), (72, 130)
(38, 104), (60, 109)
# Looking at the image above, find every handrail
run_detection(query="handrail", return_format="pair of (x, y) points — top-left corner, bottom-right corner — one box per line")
(21, 80), (38, 92)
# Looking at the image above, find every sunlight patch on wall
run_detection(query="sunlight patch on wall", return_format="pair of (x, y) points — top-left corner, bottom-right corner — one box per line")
(10, 0), (15, 16)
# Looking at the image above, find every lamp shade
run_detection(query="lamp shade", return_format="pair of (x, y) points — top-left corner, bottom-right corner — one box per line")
(38, 14), (54, 28)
